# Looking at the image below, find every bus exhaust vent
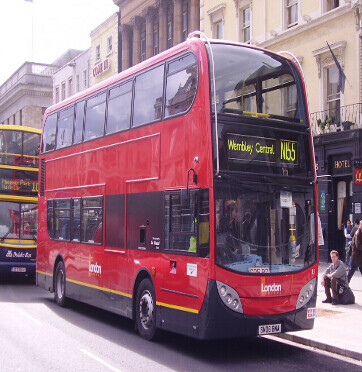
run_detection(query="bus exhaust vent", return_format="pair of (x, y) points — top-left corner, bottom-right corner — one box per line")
(40, 159), (45, 196)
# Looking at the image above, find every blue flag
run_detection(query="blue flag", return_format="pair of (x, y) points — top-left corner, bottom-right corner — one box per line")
(326, 41), (346, 94)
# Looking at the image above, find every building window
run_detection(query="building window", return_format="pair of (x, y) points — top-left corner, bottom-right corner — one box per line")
(208, 4), (225, 40)
(68, 77), (73, 97)
(95, 44), (101, 62)
(240, 6), (251, 43)
(141, 29), (146, 61)
(214, 20), (224, 39)
(61, 82), (66, 100)
(76, 75), (80, 93)
(326, 65), (340, 120)
(285, 0), (298, 28)
(153, 22), (159, 56)
(107, 36), (112, 55)
(182, 0), (189, 41)
(167, 13), (173, 48)
(55, 87), (60, 103)
(324, 0), (339, 12)
(83, 70), (88, 90)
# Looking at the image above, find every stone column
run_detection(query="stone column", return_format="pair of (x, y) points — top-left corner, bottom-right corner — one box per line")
(132, 16), (143, 66)
(173, 0), (183, 45)
(157, 0), (168, 53)
(145, 7), (156, 59)
(121, 24), (132, 71)
(190, 0), (200, 33)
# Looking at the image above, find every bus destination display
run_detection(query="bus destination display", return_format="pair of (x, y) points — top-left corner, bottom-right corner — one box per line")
(226, 133), (298, 165)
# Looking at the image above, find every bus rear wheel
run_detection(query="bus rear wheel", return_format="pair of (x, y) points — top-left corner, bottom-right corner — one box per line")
(135, 278), (157, 340)
(54, 261), (67, 307)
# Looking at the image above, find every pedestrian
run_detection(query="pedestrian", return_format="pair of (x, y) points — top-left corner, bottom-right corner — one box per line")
(321, 250), (348, 305)
(344, 220), (352, 266)
(350, 218), (360, 239)
(347, 220), (362, 283)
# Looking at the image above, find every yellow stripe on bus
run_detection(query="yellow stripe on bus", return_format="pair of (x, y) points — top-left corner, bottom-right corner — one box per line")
(156, 301), (199, 314)
(66, 277), (133, 298)
(0, 164), (39, 172)
(36, 271), (199, 314)
(36, 270), (53, 277)
(0, 242), (36, 249)
(0, 195), (38, 203)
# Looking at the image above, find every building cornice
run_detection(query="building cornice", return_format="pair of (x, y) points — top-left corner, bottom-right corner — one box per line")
(260, 4), (355, 49)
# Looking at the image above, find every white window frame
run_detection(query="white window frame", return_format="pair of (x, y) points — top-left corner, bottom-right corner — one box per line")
(284, 0), (299, 29)
(236, 1), (252, 43)
(83, 69), (88, 90)
(312, 41), (346, 113)
(76, 75), (80, 93)
(322, 0), (340, 13)
(207, 3), (226, 39)
(95, 44), (101, 62)
(68, 77), (73, 97)
(61, 81), (66, 101)
(107, 36), (113, 55)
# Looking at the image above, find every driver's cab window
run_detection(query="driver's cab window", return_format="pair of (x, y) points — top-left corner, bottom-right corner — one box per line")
(164, 189), (209, 257)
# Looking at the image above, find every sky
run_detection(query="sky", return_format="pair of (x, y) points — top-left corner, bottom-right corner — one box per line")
(0, 0), (118, 85)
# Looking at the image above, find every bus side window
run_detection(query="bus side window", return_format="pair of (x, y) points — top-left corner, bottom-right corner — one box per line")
(165, 54), (198, 118)
(133, 64), (164, 127)
(53, 199), (71, 241)
(47, 200), (54, 239)
(81, 196), (103, 244)
(73, 101), (85, 145)
(106, 81), (133, 135)
(84, 92), (107, 141)
(56, 106), (74, 149)
(42, 114), (57, 152)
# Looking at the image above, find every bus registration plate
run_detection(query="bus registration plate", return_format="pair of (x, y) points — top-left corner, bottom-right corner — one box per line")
(258, 323), (281, 335)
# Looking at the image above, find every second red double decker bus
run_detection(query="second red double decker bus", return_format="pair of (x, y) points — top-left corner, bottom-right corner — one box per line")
(37, 35), (319, 340)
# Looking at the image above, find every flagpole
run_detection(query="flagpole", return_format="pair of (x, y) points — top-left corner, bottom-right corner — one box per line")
(24, 0), (34, 62)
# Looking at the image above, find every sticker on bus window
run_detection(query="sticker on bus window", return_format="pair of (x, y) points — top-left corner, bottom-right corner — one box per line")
(187, 263), (197, 277)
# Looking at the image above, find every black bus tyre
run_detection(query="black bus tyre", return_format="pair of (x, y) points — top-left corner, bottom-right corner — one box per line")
(135, 278), (157, 340)
(54, 261), (67, 307)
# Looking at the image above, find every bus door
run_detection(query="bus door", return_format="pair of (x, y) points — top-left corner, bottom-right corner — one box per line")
(157, 188), (210, 335)
(103, 193), (129, 316)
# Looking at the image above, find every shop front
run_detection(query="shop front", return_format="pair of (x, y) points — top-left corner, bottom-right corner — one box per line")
(314, 129), (362, 262)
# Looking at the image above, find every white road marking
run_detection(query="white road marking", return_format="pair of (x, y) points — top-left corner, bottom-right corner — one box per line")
(16, 309), (42, 325)
(80, 349), (124, 372)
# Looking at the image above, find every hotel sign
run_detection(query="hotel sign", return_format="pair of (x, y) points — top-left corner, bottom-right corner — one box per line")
(93, 58), (110, 78)
(331, 154), (351, 175)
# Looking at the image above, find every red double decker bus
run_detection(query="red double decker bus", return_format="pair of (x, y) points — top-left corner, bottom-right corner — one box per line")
(37, 36), (319, 340)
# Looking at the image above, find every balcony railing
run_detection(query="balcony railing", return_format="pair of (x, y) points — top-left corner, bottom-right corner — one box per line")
(310, 103), (362, 136)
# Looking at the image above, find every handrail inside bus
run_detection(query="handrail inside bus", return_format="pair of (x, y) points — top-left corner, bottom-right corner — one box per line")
(188, 31), (220, 176)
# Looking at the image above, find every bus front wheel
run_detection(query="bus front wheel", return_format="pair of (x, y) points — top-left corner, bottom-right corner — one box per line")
(54, 261), (67, 307)
(135, 278), (157, 340)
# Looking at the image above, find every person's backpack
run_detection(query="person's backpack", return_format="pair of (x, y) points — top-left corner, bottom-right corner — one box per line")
(338, 284), (355, 305)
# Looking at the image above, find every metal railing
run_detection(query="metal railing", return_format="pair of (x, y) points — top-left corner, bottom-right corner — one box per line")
(310, 103), (362, 135)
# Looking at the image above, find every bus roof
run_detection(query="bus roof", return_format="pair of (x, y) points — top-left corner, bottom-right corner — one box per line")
(0, 124), (41, 134)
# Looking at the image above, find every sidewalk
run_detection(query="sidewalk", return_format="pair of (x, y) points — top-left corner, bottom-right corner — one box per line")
(276, 263), (362, 361)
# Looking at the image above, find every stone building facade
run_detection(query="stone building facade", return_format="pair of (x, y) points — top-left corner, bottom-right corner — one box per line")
(53, 49), (90, 104)
(202, 0), (362, 261)
(0, 50), (84, 129)
(90, 12), (120, 86)
(0, 62), (57, 129)
(113, 0), (200, 71)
